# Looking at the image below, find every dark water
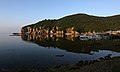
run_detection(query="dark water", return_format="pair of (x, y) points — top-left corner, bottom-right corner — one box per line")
(0, 34), (120, 70)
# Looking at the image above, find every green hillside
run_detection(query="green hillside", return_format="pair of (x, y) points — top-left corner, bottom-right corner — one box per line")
(22, 13), (120, 32)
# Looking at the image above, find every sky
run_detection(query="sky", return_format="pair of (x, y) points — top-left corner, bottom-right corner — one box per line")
(0, 0), (120, 33)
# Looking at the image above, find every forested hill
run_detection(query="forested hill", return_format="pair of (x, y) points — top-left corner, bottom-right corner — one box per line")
(22, 13), (120, 32)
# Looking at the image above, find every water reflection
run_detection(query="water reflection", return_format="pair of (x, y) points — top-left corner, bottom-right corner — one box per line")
(0, 34), (120, 71)
(21, 34), (120, 54)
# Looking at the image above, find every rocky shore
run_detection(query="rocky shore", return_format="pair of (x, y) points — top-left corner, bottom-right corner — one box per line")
(2, 56), (120, 72)
(43, 57), (120, 72)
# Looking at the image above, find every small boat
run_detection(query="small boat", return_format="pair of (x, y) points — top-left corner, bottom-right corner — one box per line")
(10, 33), (22, 36)
(79, 34), (92, 40)
(79, 34), (102, 40)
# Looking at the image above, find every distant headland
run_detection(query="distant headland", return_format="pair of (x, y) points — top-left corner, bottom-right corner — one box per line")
(21, 13), (120, 36)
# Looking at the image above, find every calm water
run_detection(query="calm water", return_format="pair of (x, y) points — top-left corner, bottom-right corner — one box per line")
(0, 34), (120, 70)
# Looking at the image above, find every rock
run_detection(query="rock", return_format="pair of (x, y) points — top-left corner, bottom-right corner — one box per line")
(56, 55), (64, 57)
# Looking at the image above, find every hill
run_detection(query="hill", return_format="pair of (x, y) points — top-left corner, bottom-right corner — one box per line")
(22, 13), (120, 32)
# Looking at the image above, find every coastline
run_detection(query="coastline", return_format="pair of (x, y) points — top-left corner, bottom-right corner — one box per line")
(1, 56), (120, 72)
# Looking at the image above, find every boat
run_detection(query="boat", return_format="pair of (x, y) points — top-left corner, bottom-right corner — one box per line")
(10, 33), (22, 36)
(79, 34), (102, 40)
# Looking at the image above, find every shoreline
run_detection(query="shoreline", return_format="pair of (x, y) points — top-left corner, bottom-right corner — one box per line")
(1, 56), (120, 72)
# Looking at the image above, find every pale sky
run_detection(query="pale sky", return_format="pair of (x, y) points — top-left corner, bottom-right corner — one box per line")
(0, 0), (120, 33)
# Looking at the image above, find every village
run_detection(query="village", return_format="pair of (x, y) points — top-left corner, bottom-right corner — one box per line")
(21, 26), (120, 41)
